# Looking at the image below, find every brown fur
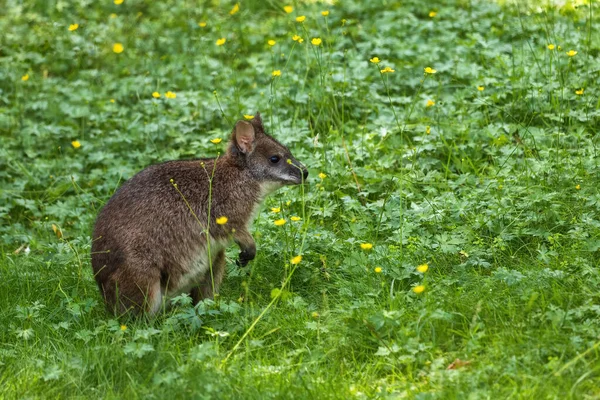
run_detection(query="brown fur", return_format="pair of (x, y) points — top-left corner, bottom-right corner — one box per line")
(91, 113), (307, 315)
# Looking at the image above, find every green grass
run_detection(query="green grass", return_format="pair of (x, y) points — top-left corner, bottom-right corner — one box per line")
(1, 0), (600, 398)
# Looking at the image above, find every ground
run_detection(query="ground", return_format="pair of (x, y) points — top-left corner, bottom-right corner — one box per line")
(1, 0), (599, 398)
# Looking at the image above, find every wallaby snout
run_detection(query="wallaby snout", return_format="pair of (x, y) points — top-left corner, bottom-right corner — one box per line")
(91, 112), (306, 316)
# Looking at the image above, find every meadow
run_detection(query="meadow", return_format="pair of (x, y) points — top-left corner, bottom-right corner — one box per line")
(1, 0), (600, 398)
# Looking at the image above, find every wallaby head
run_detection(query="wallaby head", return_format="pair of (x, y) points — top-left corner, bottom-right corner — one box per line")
(229, 112), (308, 189)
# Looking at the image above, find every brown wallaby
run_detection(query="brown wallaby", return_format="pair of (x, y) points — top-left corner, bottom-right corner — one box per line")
(91, 112), (308, 315)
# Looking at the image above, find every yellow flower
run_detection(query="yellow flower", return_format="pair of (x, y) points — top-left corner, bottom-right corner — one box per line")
(413, 285), (425, 294)
(424, 67), (437, 74)
(322, 11), (330, 16)
(114, 0), (123, 4)
(229, 3), (240, 15)
(360, 243), (373, 251)
(566, 50), (577, 57)
(113, 43), (124, 54)
(380, 66), (395, 73)
(272, 70), (282, 77)
(296, 15), (306, 22)
(198, 22), (207, 27)
(152, 91), (161, 98)
(477, 86), (484, 91)
(311, 311), (319, 318)
(575, 88), (584, 95)
(68, 24), (79, 31)
(547, 44), (555, 50)
(110, 99), (115, 103)
(374, 267), (382, 273)
(429, 11), (437, 17)
(575, 184), (581, 190)
(210, 138), (222, 144)
(216, 38), (226, 46)
(165, 91), (176, 99)
(271, 207), (281, 213)
(426, 99), (435, 107)
(416, 263), (429, 273)
(21, 74), (29, 81)
(318, 172), (327, 180)
(284, 6), (293, 13)
(291, 255), (302, 265)
(274, 218), (287, 226)
(268, 39), (276, 46)
(216, 216), (228, 225)
(292, 35), (304, 43)
(291, 216), (301, 221)
(426, 126), (431, 134)
(71, 140), (81, 149)
(120, 324), (127, 331)
(110, 13), (117, 18)
(243, 114), (254, 120)
(311, 38), (322, 46)
(369, 57), (380, 64)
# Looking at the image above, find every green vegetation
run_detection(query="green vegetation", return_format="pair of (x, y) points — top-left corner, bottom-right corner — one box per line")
(1, 0), (599, 398)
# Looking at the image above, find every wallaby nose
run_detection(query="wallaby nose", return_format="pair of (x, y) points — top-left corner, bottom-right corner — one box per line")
(302, 169), (309, 180)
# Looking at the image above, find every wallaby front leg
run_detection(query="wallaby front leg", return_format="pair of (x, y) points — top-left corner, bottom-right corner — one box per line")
(234, 230), (256, 267)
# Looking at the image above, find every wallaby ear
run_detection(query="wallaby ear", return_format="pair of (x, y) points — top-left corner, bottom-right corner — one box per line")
(251, 111), (264, 132)
(233, 120), (256, 154)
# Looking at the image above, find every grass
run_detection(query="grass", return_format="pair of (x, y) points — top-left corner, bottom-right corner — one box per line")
(1, 0), (600, 398)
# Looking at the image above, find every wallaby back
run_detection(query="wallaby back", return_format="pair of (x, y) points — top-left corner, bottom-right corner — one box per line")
(91, 112), (307, 315)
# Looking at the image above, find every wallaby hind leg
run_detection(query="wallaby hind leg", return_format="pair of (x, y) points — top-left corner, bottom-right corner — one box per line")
(102, 269), (163, 316)
(191, 249), (226, 305)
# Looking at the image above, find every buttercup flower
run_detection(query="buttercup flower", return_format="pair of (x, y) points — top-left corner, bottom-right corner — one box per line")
(426, 99), (435, 107)
(566, 50), (577, 57)
(547, 44), (555, 50)
(21, 74), (29, 81)
(322, 11), (329, 16)
(69, 24), (79, 31)
(272, 70), (282, 77)
(413, 285), (425, 294)
(71, 140), (81, 149)
(416, 263), (429, 273)
(284, 6), (293, 13)
(296, 16), (306, 22)
(216, 38), (226, 46)
(575, 184), (581, 190)
(271, 207), (281, 213)
(426, 126), (431, 134)
(291, 255), (302, 265)
(152, 92), (160, 98)
(110, 99), (115, 103)
(198, 22), (207, 27)
(243, 114), (254, 120)
(113, 43), (124, 53)
(291, 216), (301, 221)
(311, 38), (322, 46)
(165, 91), (176, 99)
(575, 88), (584, 95)
(380, 66), (395, 73)
(216, 216), (228, 225)
(374, 267), (382, 273)
(120, 324), (127, 331)
(369, 57), (380, 64)
(292, 35), (304, 43)
(360, 243), (373, 251)
(268, 39), (276, 46)
(318, 172), (327, 179)
(429, 11), (437, 17)
(424, 67), (437, 74)
(210, 138), (222, 144)
(274, 219), (286, 226)
(229, 3), (239, 15)
(114, 0), (123, 4)
(477, 86), (484, 91)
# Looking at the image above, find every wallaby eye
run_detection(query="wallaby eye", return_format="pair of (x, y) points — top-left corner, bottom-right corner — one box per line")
(269, 155), (281, 164)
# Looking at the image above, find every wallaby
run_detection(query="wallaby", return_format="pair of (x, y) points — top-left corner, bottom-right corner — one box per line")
(91, 112), (308, 315)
